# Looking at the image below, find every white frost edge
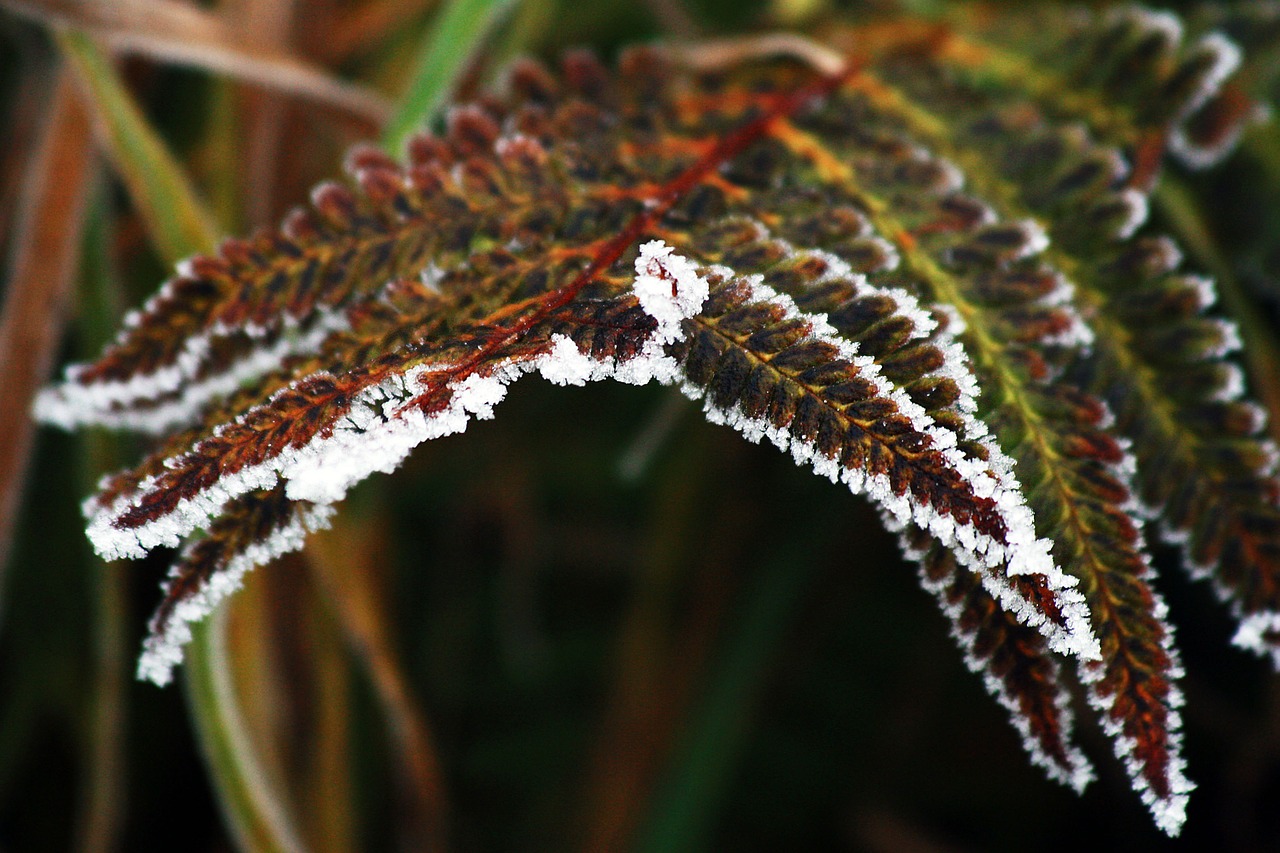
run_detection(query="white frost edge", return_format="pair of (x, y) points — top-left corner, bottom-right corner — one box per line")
(677, 263), (1099, 662)
(86, 241), (709, 562)
(915, 551), (1095, 794)
(809, 243), (937, 339)
(1167, 32), (1247, 169)
(1013, 219), (1051, 260)
(1210, 361), (1247, 403)
(1077, 582), (1193, 837)
(136, 502), (336, 686)
(733, 219), (1098, 661)
(1176, 32), (1243, 121)
(1063, 354), (1195, 833)
(1111, 187), (1150, 241)
(1118, 259), (1280, 672)
(1207, 316), (1244, 358)
(909, 312), (1097, 658)
(1037, 271), (1097, 350)
(1104, 6), (1184, 49)
(35, 307), (351, 433)
(1169, 121), (1249, 171)
(1232, 613), (1280, 669)
(1180, 273), (1218, 313)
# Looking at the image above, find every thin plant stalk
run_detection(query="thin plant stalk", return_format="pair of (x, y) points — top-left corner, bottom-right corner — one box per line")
(72, 184), (130, 853)
(187, 609), (308, 853)
(56, 27), (218, 259)
(634, 539), (825, 853)
(0, 69), (95, 606)
(308, 513), (451, 852)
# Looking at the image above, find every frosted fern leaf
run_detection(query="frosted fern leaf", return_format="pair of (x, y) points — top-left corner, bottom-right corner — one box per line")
(35, 5), (1280, 837)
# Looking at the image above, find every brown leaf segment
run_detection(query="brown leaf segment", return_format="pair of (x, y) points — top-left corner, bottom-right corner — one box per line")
(138, 483), (332, 684)
(902, 527), (1094, 793)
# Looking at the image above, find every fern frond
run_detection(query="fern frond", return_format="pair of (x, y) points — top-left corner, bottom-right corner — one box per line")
(33, 7), (1280, 837)
(881, 3), (1280, 670)
(748, 47), (1196, 829)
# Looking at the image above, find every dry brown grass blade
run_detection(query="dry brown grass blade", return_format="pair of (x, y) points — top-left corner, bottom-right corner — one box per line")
(0, 68), (94, 592)
(324, 0), (437, 64)
(308, 511), (451, 853)
(222, 565), (299, 823)
(297, 592), (357, 853)
(227, 0), (294, 229)
(576, 435), (738, 852)
(0, 35), (51, 262)
(249, 556), (357, 853)
(1, 0), (391, 123)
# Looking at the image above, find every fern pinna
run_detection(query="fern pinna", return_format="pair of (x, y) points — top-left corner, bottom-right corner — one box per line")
(34, 5), (1280, 837)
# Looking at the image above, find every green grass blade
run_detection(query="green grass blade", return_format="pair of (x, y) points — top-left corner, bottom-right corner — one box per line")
(72, 183), (129, 853)
(55, 28), (218, 259)
(634, 540), (824, 853)
(381, 0), (519, 154)
(186, 608), (307, 853)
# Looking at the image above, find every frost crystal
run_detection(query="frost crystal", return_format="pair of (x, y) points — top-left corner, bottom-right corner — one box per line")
(1233, 612), (1280, 668)
(633, 240), (711, 343)
(1113, 188), (1150, 240)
